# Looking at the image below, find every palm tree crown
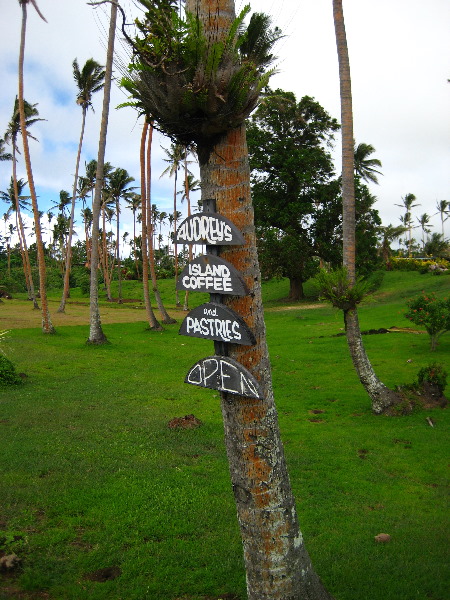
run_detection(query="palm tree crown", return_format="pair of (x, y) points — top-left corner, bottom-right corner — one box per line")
(354, 142), (382, 184)
(72, 58), (105, 112)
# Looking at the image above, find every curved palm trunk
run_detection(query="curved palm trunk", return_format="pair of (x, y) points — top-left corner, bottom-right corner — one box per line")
(188, 2), (333, 597)
(140, 121), (162, 331)
(18, 2), (54, 333)
(145, 120), (176, 324)
(333, 0), (399, 413)
(87, 0), (118, 344)
(58, 106), (87, 312)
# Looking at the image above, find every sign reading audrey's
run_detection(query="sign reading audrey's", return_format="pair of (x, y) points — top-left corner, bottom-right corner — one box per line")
(179, 303), (256, 345)
(175, 212), (245, 245)
(185, 355), (263, 399)
(176, 255), (248, 296)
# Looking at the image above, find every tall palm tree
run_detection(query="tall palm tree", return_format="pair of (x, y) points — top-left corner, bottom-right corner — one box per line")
(81, 206), (93, 267)
(333, 0), (399, 414)
(0, 176), (36, 302)
(160, 142), (187, 307)
(58, 58), (105, 313)
(17, 0), (54, 333)
(124, 1), (332, 597)
(416, 213), (432, 250)
(354, 142), (382, 184)
(4, 97), (43, 308)
(125, 192), (142, 277)
(395, 193), (420, 257)
(87, 0), (118, 344)
(104, 167), (136, 303)
(434, 200), (449, 237)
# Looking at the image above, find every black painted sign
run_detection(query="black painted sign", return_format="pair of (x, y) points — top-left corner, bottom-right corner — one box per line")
(176, 255), (248, 296)
(179, 302), (256, 345)
(185, 355), (263, 399)
(175, 212), (245, 245)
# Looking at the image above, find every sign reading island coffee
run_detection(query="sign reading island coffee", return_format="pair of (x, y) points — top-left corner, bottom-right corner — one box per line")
(176, 255), (249, 296)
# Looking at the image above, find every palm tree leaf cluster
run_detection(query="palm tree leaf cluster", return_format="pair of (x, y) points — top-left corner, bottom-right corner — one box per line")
(120, 1), (281, 146)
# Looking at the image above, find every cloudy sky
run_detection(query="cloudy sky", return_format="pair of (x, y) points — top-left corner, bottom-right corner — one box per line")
(1, 0), (449, 249)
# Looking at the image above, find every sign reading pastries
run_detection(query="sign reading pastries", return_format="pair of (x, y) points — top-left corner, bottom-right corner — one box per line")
(176, 255), (248, 296)
(185, 355), (263, 399)
(174, 212), (245, 245)
(179, 303), (256, 345)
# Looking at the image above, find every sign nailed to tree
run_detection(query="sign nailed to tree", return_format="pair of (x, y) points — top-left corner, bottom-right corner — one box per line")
(185, 355), (263, 399)
(174, 212), (245, 245)
(176, 255), (248, 296)
(179, 303), (256, 345)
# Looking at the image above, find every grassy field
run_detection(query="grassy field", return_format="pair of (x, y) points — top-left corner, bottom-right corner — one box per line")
(0, 271), (449, 600)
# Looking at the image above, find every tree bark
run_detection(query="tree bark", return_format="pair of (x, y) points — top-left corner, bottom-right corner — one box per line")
(199, 120), (333, 600)
(140, 121), (162, 331)
(87, 0), (118, 344)
(288, 277), (304, 301)
(333, 0), (399, 414)
(18, 2), (54, 333)
(58, 106), (87, 313)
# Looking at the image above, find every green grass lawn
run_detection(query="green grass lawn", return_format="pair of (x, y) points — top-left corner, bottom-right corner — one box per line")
(0, 271), (449, 600)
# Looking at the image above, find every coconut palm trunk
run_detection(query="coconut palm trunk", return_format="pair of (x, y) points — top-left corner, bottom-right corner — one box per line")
(333, 0), (399, 413)
(139, 121), (162, 331)
(87, 0), (118, 344)
(145, 120), (176, 324)
(18, 0), (54, 333)
(185, 2), (334, 598)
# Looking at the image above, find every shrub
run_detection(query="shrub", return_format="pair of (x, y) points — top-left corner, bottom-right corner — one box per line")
(391, 257), (450, 272)
(0, 355), (23, 386)
(417, 363), (447, 393)
(314, 267), (372, 310)
(404, 292), (450, 351)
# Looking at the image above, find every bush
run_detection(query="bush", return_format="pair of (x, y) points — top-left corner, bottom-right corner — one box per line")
(314, 267), (372, 310)
(404, 292), (450, 351)
(417, 363), (447, 393)
(391, 257), (449, 272)
(0, 355), (23, 386)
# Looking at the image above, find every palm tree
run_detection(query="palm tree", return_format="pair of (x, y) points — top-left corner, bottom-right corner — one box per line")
(105, 167), (136, 303)
(354, 142), (382, 184)
(58, 58), (105, 313)
(125, 192), (142, 277)
(17, 0), (54, 333)
(160, 142), (187, 307)
(434, 200), (449, 237)
(179, 164), (200, 309)
(416, 213), (432, 250)
(81, 206), (93, 267)
(0, 139), (13, 162)
(333, 0), (399, 414)
(87, 0), (118, 344)
(424, 232), (449, 258)
(395, 193), (420, 257)
(0, 177), (37, 303)
(378, 224), (407, 268)
(123, 1), (331, 597)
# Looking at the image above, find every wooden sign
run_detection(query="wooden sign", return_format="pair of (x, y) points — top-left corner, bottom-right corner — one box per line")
(179, 302), (256, 345)
(176, 255), (248, 296)
(175, 212), (245, 245)
(185, 355), (263, 399)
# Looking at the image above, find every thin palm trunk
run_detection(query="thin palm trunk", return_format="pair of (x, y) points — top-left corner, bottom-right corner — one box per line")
(333, 0), (399, 413)
(18, 1), (54, 333)
(183, 150), (192, 311)
(58, 106), (87, 312)
(116, 199), (122, 303)
(172, 169), (180, 306)
(145, 120), (176, 324)
(87, 0), (118, 344)
(139, 121), (162, 330)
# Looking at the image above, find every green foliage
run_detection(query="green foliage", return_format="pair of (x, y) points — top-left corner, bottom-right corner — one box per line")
(404, 292), (450, 351)
(121, 2), (282, 146)
(314, 267), (372, 310)
(417, 362), (447, 392)
(0, 354), (23, 386)
(390, 257), (450, 271)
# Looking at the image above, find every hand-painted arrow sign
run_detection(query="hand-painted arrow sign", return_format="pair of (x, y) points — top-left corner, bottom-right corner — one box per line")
(179, 303), (256, 345)
(175, 212), (245, 245)
(185, 355), (263, 399)
(176, 255), (249, 296)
